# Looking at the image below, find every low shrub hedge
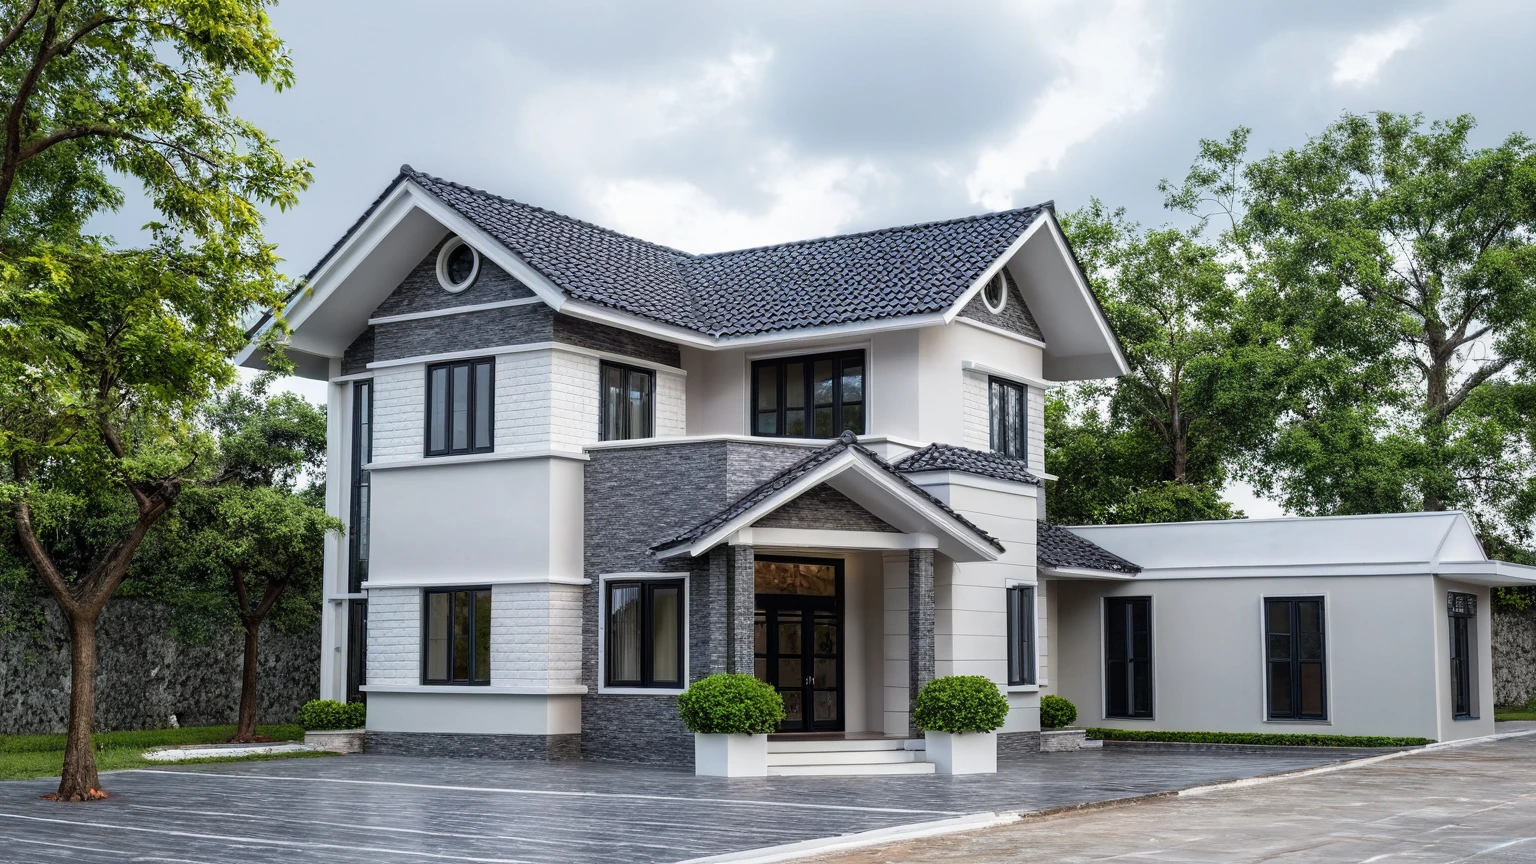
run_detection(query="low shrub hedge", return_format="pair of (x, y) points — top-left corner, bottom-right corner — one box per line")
(1039, 694), (1077, 729)
(677, 674), (785, 735)
(912, 675), (1009, 733)
(1084, 729), (1433, 747)
(297, 699), (367, 731)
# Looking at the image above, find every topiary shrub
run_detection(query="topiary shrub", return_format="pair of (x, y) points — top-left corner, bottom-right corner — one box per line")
(1039, 694), (1077, 729)
(297, 699), (366, 731)
(676, 674), (785, 735)
(912, 675), (1009, 734)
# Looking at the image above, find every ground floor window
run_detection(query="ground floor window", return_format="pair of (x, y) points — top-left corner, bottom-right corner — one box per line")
(1265, 597), (1326, 720)
(605, 578), (685, 688)
(423, 587), (491, 684)
(1449, 592), (1478, 720)
(1105, 596), (1152, 718)
(1007, 583), (1036, 686)
(346, 599), (367, 702)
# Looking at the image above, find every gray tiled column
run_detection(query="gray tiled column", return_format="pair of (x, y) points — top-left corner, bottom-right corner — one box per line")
(726, 544), (756, 674)
(697, 547), (730, 678)
(908, 548), (935, 737)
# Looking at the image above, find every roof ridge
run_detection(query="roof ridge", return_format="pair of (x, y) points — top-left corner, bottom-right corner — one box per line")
(401, 164), (699, 259)
(685, 203), (1050, 260)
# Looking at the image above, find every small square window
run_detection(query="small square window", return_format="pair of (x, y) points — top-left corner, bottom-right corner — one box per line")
(605, 579), (685, 688)
(423, 587), (492, 685)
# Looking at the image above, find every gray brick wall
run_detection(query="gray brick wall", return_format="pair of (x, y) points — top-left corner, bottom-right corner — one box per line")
(998, 730), (1042, 759)
(959, 268), (1044, 341)
(908, 548), (935, 737)
(372, 237), (536, 319)
(756, 484), (899, 532)
(373, 304), (553, 362)
(728, 545), (755, 674)
(341, 326), (374, 375)
(554, 314), (682, 368)
(365, 731), (580, 761)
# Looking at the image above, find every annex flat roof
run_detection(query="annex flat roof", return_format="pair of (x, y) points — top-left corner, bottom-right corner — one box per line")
(1067, 511), (1536, 586)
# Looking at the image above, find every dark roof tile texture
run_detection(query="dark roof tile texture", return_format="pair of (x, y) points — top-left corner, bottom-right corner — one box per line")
(894, 443), (1043, 486)
(1037, 522), (1142, 574)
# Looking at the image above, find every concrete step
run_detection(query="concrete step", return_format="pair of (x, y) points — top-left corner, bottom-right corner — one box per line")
(767, 738), (920, 753)
(768, 761), (936, 777)
(766, 748), (923, 766)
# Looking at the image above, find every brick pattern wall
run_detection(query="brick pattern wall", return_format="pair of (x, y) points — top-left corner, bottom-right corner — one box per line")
(371, 365), (425, 462)
(756, 484), (900, 532)
(373, 304), (552, 363)
(341, 326), (375, 376)
(957, 268), (1044, 341)
(908, 548), (935, 737)
(371, 237), (536, 319)
(554, 313), (682, 368)
(366, 587), (420, 685)
(366, 731), (580, 761)
(491, 583), (583, 688)
(728, 545), (755, 674)
(494, 351), (552, 452)
(552, 350), (601, 449)
(656, 370), (687, 437)
(962, 370), (990, 451)
(1027, 385), (1045, 475)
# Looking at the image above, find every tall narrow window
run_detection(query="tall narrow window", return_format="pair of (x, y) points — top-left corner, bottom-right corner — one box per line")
(599, 362), (655, 441)
(989, 377), (1025, 459)
(752, 350), (864, 438)
(426, 359), (493, 456)
(1105, 596), (1153, 718)
(348, 381), (372, 592)
(423, 587), (492, 684)
(1007, 584), (1036, 686)
(1266, 597), (1327, 721)
(1449, 592), (1478, 720)
(605, 579), (685, 688)
(345, 599), (367, 703)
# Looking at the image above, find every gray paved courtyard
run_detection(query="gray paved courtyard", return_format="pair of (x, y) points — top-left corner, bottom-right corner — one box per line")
(0, 743), (1385, 864)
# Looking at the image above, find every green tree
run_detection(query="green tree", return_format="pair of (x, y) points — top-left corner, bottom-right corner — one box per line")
(1165, 113), (1536, 553)
(0, 0), (308, 801)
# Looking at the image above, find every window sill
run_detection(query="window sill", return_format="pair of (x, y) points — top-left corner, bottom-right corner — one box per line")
(1453, 715), (1481, 721)
(366, 449), (588, 470)
(598, 686), (687, 696)
(1007, 684), (1040, 693)
(361, 684), (588, 696)
(1262, 719), (1333, 725)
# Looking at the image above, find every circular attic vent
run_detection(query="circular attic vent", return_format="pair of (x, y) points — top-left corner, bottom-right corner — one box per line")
(982, 270), (1008, 313)
(436, 236), (480, 293)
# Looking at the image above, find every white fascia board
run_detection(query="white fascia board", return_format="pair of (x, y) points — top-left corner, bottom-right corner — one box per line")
(365, 449), (589, 471)
(960, 360), (1053, 390)
(1039, 215), (1131, 375)
(942, 215), (1049, 324)
(584, 433), (919, 452)
(1436, 560), (1536, 585)
(361, 574), (591, 588)
(902, 470), (1040, 497)
(366, 341), (687, 375)
(1040, 566), (1138, 581)
(731, 527), (939, 551)
(563, 298), (953, 352)
(367, 297), (543, 325)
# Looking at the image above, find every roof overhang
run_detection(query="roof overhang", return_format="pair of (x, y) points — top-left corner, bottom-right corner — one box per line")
(945, 210), (1129, 381)
(652, 449), (1003, 563)
(1040, 565), (1139, 580)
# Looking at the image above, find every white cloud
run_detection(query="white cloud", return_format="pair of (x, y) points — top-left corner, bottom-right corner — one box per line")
(588, 151), (887, 253)
(965, 0), (1167, 211)
(1332, 18), (1424, 86)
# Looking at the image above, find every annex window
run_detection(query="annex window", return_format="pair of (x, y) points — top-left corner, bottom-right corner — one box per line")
(1265, 597), (1326, 721)
(423, 588), (492, 685)
(1105, 596), (1153, 718)
(1007, 584), (1036, 686)
(751, 350), (865, 438)
(1449, 592), (1478, 720)
(605, 579), (685, 689)
(348, 380), (373, 593)
(426, 358), (493, 457)
(989, 377), (1026, 459)
(600, 362), (655, 441)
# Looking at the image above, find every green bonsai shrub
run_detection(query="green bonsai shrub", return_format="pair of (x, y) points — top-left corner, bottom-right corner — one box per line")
(912, 676), (1009, 733)
(676, 674), (785, 734)
(297, 700), (366, 731)
(1039, 694), (1078, 729)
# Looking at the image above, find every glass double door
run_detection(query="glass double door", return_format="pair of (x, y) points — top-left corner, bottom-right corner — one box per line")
(753, 557), (843, 733)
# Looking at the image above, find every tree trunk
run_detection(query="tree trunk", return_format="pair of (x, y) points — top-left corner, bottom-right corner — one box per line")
(1423, 349), (1450, 512)
(234, 620), (262, 742)
(52, 612), (106, 801)
(1169, 386), (1187, 484)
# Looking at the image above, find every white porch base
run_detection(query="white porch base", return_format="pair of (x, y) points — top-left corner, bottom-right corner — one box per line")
(923, 730), (998, 774)
(694, 733), (769, 777)
(765, 737), (935, 776)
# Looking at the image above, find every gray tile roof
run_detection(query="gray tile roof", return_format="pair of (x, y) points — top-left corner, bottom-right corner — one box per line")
(1037, 522), (1142, 574)
(651, 432), (1004, 554)
(403, 167), (1049, 338)
(894, 443), (1044, 486)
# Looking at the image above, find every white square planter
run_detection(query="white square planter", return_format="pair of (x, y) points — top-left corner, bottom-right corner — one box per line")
(924, 730), (997, 775)
(694, 733), (768, 777)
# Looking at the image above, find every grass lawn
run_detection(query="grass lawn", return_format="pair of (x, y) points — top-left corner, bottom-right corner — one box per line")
(1495, 710), (1536, 722)
(0, 725), (333, 782)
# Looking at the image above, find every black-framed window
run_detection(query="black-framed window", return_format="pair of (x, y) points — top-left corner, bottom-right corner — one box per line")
(605, 579), (685, 689)
(345, 599), (367, 703)
(1007, 584), (1036, 686)
(1266, 597), (1326, 721)
(426, 359), (493, 457)
(752, 350), (864, 438)
(1106, 596), (1153, 718)
(348, 380), (372, 593)
(423, 587), (492, 685)
(1449, 592), (1478, 720)
(989, 377), (1025, 459)
(600, 362), (654, 441)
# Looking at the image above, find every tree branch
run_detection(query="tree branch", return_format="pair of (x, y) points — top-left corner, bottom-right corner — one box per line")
(1444, 356), (1515, 418)
(0, 0), (41, 58)
(10, 457), (75, 614)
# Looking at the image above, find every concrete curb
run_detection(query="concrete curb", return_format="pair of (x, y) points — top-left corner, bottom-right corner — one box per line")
(1099, 740), (1414, 756)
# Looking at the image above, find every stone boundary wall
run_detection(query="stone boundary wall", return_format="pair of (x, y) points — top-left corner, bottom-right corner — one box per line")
(1, 599), (319, 735)
(1494, 608), (1536, 708)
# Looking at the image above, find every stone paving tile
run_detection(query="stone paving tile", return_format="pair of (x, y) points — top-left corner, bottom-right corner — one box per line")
(0, 746), (1383, 864)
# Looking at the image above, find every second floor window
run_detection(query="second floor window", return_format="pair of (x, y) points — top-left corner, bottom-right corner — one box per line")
(600, 362), (654, 441)
(989, 377), (1025, 459)
(426, 359), (493, 457)
(752, 350), (865, 438)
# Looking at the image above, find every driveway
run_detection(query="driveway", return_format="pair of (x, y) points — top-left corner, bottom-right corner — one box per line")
(0, 743), (1382, 864)
(815, 723), (1536, 863)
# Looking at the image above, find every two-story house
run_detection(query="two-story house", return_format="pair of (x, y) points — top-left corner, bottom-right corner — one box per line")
(242, 167), (1528, 773)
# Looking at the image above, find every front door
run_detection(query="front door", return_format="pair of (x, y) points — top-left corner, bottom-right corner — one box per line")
(754, 557), (843, 733)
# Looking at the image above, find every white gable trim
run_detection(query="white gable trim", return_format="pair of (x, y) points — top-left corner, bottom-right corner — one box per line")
(730, 527), (939, 552)
(943, 214), (1049, 324)
(367, 297), (543, 325)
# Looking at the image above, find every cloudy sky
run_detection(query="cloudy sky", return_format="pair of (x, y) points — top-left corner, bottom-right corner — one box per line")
(118, 0), (1536, 516)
